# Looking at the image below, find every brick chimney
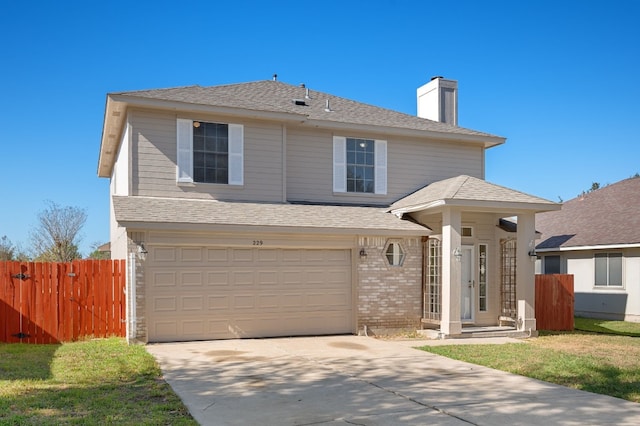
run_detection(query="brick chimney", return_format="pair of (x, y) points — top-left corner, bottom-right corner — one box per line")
(417, 76), (458, 125)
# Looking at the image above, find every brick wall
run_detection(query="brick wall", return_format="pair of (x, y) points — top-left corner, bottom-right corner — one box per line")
(356, 236), (423, 332)
(127, 232), (147, 343)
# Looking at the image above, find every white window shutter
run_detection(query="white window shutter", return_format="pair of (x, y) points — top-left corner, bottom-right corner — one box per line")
(374, 139), (387, 194)
(333, 136), (347, 193)
(176, 118), (193, 183)
(228, 124), (244, 185)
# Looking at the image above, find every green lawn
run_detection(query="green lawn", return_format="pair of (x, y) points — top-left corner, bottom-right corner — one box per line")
(574, 316), (640, 337)
(0, 338), (197, 425)
(419, 318), (640, 403)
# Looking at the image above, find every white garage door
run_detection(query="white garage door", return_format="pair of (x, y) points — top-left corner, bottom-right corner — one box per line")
(146, 247), (352, 342)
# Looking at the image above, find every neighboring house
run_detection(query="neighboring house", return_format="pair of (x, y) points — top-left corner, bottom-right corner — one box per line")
(97, 76), (558, 343)
(536, 177), (640, 322)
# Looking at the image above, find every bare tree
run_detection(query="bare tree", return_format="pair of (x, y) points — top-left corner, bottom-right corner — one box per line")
(0, 235), (15, 260)
(30, 201), (87, 262)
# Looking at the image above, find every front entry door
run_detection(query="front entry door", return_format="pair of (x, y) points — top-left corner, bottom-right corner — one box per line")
(461, 245), (474, 322)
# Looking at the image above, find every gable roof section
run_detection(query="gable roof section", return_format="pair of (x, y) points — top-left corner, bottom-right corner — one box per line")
(536, 177), (640, 250)
(113, 81), (499, 138)
(99, 80), (505, 177)
(389, 175), (558, 214)
(112, 196), (431, 236)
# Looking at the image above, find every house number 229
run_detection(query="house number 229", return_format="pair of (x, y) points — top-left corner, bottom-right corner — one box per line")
(253, 240), (264, 246)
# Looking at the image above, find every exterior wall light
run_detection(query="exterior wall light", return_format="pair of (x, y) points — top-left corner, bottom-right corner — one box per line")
(359, 248), (367, 259)
(453, 247), (462, 262)
(528, 241), (537, 261)
(137, 243), (148, 261)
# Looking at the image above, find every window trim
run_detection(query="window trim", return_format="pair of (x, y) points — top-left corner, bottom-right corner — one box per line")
(176, 118), (243, 186)
(543, 255), (561, 274)
(384, 240), (406, 267)
(333, 136), (387, 195)
(478, 243), (488, 312)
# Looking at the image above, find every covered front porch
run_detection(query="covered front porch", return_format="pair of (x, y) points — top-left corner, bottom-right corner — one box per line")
(390, 175), (560, 338)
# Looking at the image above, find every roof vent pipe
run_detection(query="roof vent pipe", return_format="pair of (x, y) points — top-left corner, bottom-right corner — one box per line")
(324, 99), (332, 112)
(305, 88), (311, 99)
(272, 73), (278, 81)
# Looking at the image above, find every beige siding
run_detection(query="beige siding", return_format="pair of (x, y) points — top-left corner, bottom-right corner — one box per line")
(286, 125), (484, 204)
(129, 108), (284, 201)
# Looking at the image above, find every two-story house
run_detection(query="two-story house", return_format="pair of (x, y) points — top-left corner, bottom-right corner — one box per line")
(98, 77), (558, 343)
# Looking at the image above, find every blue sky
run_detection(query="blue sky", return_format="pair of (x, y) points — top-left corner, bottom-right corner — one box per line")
(1, 1), (639, 256)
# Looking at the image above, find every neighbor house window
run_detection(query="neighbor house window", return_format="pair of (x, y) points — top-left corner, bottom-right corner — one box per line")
(544, 255), (561, 274)
(385, 241), (405, 266)
(176, 119), (244, 185)
(333, 136), (386, 194)
(595, 253), (622, 287)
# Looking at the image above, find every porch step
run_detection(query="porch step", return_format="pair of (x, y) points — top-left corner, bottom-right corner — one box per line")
(462, 327), (534, 339)
(417, 326), (535, 340)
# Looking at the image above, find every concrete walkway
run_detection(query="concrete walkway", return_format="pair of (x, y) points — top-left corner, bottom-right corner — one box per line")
(147, 335), (640, 426)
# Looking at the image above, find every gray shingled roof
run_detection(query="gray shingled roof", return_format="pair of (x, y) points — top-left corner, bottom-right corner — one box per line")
(113, 80), (501, 139)
(536, 177), (640, 249)
(112, 196), (430, 235)
(390, 175), (558, 213)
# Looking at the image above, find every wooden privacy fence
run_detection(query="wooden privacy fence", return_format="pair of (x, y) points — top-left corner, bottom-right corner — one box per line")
(535, 274), (574, 331)
(0, 259), (126, 343)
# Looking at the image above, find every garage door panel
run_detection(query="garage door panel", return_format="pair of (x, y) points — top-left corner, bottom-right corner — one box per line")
(147, 247), (352, 342)
(257, 250), (278, 262)
(152, 247), (177, 262)
(208, 295), (230, 310)
(180, 248), (203, 262)
(231, 249), (253, 262)
(152, 271), (176, 287)
(180, 271), (203, 286)
(153, 296), (177, 311)
(182, 321), (204, 336)
(207, 271), (229, 286)
(257, 294), (280, 308)
(232, 270), (255, 286)
(153, 321), (178, 340)
(257, 270), (279, 286)
(181, 296), (203, 311)
(207, 249), (228, 263)
(281, 294), (303, 307)
(233, 295), (256, 309)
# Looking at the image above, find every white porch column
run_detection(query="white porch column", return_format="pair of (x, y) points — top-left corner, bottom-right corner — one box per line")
(441, 207), (462, 335)
(516, 212), (536, 332)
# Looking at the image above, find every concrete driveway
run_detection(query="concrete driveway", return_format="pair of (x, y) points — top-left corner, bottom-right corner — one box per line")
(147, 335), (640, 426)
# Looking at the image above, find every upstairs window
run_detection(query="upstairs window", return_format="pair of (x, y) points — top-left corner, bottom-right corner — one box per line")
(176, 119), (243, 185)
(193, 122), (228, 184)
(347, 138), (374, 193)
(333, 136), (386, 194)
(595, 253), (623, 287)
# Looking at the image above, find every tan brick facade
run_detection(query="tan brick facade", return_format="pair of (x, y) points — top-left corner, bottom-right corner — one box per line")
(356, 236), (423, 332)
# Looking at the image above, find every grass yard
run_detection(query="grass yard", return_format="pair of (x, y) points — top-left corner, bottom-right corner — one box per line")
(419, 318), (640, 403)
(0, 338), (197, 425)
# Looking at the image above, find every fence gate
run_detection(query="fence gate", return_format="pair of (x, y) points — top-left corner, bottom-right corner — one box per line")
(0, 259), (126, 344)
(535, 274), (574, 331)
